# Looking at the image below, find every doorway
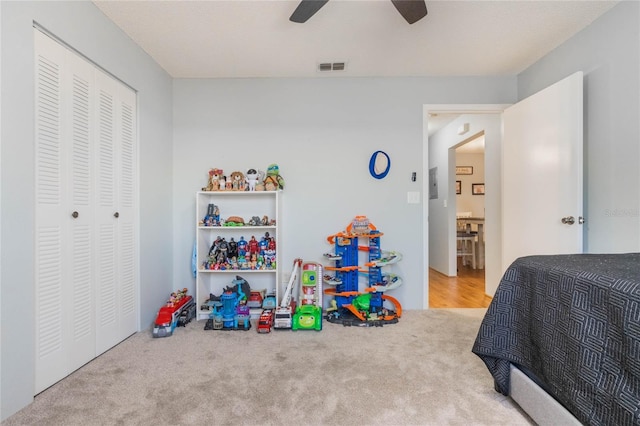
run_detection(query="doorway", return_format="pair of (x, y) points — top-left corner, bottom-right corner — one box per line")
(422, 105), (508, 309)
(424, 75), (584, 308)
(430, 133), (487, 308)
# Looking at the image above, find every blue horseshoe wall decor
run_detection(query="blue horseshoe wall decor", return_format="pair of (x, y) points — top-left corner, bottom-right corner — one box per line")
(369, 150), (391, 179)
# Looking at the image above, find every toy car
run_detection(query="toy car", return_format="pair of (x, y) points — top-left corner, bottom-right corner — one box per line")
(257, 309), (274, 333)
(292, 304), (322, 331)
(247, 290), (264, 308)
(262, 294), (277, 309)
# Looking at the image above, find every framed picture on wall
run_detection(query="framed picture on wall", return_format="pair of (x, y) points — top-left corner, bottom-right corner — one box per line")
(455, 180), (461, 194)
(456, 166), (473, 175)
(472, 183), (485, 195)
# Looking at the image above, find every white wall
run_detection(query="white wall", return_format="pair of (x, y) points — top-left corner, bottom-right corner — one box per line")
(455, 152), (485, 217)
(0, 1), (173, 419)
(518, 1), (640, 252)
(427, 114), (502, 295)
(172, 78), (516, 313)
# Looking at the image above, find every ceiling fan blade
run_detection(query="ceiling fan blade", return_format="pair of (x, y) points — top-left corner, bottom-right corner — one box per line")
(290, 0), (329, 23)
(390, 0), (427, 24)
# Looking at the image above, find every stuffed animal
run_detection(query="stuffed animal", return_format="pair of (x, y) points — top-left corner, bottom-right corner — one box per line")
(202, 168), (224, 191)
(246, 168), (259, 191)
(263, 163), (285, 191)
(224, 216), (245, 226)
(229, 171), (246, 191)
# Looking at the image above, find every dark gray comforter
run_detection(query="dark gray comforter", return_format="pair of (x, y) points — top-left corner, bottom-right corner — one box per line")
(472, 253), (640, 425)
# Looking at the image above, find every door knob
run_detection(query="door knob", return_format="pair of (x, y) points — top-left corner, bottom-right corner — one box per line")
(114, 212), (120, 218)
(561, 216), (575, 225)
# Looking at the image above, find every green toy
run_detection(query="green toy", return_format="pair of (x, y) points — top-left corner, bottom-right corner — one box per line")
(264, 163), (285, 190)
(292, 305), (322, 331)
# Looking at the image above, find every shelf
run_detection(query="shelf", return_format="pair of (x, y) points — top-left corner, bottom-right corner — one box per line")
(197, 269), (277, 274)
(198, 226), (276, 230)
(195, 190), (281, 324)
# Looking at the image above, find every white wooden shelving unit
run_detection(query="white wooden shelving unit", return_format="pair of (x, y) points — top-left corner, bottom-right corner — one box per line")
(195, 190), (281, 320)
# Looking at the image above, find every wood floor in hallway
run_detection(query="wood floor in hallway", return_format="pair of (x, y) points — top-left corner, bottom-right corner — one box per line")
(429, 260), (492, 308)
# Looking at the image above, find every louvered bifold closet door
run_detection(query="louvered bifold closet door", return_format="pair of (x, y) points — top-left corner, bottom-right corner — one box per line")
(34, 30), (96, 393)
(116, 86), (138, 342)
(94, 71), (138, 355)
(34, 28), (138, 392)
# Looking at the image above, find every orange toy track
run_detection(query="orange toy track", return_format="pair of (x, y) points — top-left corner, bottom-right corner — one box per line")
(323, 289), (402, 320)
(342, 296), (402, 322)
(343, 304), (367, 321)
(323, 289), (361, 297)
(326, 230), (384, 245)
(381, 294), (402, 318)
(324, 265), (359, 272)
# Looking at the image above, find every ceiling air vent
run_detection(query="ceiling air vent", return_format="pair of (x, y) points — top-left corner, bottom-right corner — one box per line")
(318, 62), (346, 72)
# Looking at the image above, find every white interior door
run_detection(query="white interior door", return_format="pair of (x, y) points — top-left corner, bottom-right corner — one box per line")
(94, 71), (138, 355)
(65, 45), (97, 373)
(502, 71), (584, 271)
(35, 30), (68, 393)
(115, 86), (137, 340)
(94, 71), (121, 355)
(34, 29), (97, 393)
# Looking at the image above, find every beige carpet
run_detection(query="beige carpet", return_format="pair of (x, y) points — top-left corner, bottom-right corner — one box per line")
(3, 309), (533, 426)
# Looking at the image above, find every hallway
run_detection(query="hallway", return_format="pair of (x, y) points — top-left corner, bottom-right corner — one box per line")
(429, 260), (492, 308)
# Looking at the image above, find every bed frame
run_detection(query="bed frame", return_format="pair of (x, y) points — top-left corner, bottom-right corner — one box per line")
(509, 364), (581, 426)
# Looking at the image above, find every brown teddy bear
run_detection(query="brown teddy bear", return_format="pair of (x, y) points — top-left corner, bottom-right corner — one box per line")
(229, 171), (246, 191)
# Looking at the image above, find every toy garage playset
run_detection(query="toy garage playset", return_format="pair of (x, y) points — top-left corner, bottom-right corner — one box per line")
(322, 216), (403, 326)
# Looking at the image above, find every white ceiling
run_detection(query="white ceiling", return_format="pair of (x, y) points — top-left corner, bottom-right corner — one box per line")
(92, 0), (618, 79)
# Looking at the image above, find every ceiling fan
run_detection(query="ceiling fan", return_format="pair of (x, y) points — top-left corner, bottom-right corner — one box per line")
(290, 0), (428, 24)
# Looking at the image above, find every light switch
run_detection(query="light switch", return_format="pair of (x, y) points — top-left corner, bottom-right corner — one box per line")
(407, 191), (420, 204)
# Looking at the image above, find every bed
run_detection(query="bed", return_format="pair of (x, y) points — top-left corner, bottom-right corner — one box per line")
(472, 253), (640, 425)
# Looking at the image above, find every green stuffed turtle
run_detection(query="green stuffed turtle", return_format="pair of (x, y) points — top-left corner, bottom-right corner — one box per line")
(264, 163), (285, 190)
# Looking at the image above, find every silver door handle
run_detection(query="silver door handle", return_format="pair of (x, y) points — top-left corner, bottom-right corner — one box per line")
(561, 216), (575, 225)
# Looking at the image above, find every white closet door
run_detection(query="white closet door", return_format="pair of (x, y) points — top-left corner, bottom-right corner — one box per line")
(34, 30), (96, 393)
(65, 50), (96, 371)
(34, 30), (68, 393)
(116, 86), (138, 340)
(94, 71), (121, 355)
(94, 72), (138, 354)
(35, 28), (138, 390)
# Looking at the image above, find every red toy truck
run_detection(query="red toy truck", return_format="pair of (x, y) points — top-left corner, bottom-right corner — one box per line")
(257, 309), (274, 333)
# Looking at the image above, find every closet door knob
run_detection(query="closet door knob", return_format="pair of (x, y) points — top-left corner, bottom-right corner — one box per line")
(72, 211), (79, 218)
(114, 212), (120, 218)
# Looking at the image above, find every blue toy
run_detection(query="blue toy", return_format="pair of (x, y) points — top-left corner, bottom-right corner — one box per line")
(202, 203), (220, 226)
(203, 275), (251, 331)
(323, 216), (403, 327)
